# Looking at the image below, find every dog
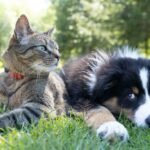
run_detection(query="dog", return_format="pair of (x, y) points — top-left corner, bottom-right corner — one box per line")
(61, 47), (150, 142)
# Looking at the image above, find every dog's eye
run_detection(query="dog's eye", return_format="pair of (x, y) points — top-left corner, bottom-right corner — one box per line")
(128, 93), (136, 101)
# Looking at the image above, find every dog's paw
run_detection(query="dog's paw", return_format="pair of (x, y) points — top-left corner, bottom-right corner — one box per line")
(96, 121), (129, 142)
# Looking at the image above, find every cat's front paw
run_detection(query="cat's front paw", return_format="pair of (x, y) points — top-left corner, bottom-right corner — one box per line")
(96, 121), (129, 142)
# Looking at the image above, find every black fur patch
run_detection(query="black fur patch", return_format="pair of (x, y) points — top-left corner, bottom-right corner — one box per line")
(62, 50), (150, 113)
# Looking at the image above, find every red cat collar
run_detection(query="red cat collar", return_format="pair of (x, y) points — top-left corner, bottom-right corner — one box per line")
(8, 72), (24, 80)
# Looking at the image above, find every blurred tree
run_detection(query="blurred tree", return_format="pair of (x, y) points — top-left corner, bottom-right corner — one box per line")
(0, 0), (150, 61)
(53, 0), (81, 59)
(111, 0), (150, 54)
(0, 0), (53, 55)
(0, 9), (11, 52)
(53, 0), (150, 58)
(54, 0), (119, 59)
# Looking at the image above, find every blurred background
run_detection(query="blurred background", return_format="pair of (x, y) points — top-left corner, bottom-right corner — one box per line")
(0, 0), (150, 63)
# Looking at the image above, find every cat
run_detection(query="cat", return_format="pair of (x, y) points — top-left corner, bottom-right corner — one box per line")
(0, 14), (67, 129)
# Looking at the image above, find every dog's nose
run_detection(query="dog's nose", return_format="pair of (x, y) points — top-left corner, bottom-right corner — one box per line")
(146, 116), (150, 127)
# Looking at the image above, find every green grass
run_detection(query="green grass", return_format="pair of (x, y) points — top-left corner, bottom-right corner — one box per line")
(0, 115), (150, 150)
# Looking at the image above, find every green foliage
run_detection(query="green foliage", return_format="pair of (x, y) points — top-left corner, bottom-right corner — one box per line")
(0, 10), (11, 51)
(50, 0), (150, 58)
(54, 0), (83, 59)
(0, 116), (150, 149)
(112, 0), (150, 54)
(54, 0), (120, 59)
(0, 0), (150, 59)
(0, 0), (55, 55)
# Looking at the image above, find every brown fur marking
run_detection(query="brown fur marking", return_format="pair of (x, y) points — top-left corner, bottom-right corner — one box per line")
(132, 87), (139, 95)
(103, 97), (121, 113)
(84, 106), (116, 129)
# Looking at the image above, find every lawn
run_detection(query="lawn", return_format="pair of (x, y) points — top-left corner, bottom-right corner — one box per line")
(0, 115), (150, 150)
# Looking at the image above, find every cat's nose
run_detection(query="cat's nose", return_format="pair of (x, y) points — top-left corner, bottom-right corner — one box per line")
(54, 52), (60, 61)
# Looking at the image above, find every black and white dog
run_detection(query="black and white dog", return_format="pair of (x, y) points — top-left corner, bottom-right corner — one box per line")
(61, 48), (150, 141)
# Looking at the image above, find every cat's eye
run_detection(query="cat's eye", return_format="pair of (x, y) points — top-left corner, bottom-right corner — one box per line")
(127, 93), (136, 101)
(39, 46), (47, 52)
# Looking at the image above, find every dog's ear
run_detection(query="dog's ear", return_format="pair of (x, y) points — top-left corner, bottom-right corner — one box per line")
(93, 67), (123, 101)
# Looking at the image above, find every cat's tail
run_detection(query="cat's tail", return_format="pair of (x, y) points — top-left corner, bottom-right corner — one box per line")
(0, 101), (56, 129)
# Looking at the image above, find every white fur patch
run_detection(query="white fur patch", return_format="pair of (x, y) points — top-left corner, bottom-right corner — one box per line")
(116, 46), (140, 59)
(97, 121), (129, 141)
(85, 73), (97, 91)
(84, 51), (109, 93)
(134, 68), (150, 127)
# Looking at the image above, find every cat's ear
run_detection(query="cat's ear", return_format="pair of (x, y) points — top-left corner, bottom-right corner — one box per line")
(14, 14), (33, 42)
(44, 27), (55, 37)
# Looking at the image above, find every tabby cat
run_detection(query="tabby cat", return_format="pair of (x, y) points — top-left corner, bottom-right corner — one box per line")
(0, 15), (66, 128)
